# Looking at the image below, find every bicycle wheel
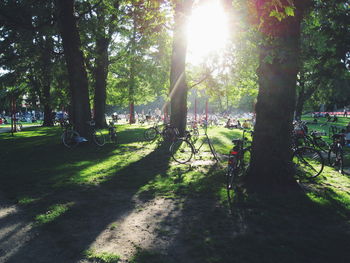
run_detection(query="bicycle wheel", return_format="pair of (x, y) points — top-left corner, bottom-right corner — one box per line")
(292, 146), (324, 179)
(226, 160), (238, 203)
(208, 140), (219, 162)
(171, 139), (194, 164)
(328, 146), (344, 174)
(144, 127), (157, 141)
(62, 130), (80, 148)
(93, 130), (105, 146)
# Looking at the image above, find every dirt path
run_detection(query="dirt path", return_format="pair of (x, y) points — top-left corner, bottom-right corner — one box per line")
(0, 181), (231, 263)
(80, 197), (182, 263)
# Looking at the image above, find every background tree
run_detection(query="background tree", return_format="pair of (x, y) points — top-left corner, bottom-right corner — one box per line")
(295, 0), (350, 118)
(55, 0), (92, 137)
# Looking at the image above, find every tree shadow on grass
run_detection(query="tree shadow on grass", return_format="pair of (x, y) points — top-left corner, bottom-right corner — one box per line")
(1, 142), (173, 263)
(166, 180), (350, 263)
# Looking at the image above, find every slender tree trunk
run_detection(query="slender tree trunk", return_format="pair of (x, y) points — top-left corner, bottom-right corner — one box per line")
(93, 5), (110, 128)
(128, 13), (137, 124)
(56, 0), (91, 137)
(247, 1), (310, 190)
(295, 76), (318, 120)
(169, 0), (193, 135)
(94, 36), (109, 128)
(41, 37), (54, 126)
(295, 87), (305, 120)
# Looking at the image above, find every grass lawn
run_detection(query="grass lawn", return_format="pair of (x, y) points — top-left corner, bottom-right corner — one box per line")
(0, 123), (349, 263)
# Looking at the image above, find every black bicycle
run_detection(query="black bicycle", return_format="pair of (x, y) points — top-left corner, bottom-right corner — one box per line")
(226, 129), (252, 202)
(328, 133), (345, 174)
(291, 133), (324, 179)
(61, 120), (105, 148)
(170, 123), (218, 164)
(144, 122), (179, 142)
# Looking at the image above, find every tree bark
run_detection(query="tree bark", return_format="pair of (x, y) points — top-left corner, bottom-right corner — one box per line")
(56, 0), (91, 137)
(247, 1), (310, 190)
(169, 0), (193, 135)
(41, 37), (54, 126)
(128, 7), (137, 124)
(93, 36), (109, 128)
(93, 4), (110, 128)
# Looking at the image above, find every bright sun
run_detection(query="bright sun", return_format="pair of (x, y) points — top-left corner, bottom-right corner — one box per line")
(187, 0), (230, 65)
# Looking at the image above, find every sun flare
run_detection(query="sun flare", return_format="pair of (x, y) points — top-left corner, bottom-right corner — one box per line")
(187, 0), (230, 65)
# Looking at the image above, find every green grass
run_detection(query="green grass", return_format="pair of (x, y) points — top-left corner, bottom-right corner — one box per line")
(83, 249), (120, 263)
(0, 123), (349, 262)
(34, 202), (74, 226)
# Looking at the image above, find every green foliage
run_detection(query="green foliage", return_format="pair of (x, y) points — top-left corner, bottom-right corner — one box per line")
(106, 0), (171, 107)
(298, 0), (350, 112)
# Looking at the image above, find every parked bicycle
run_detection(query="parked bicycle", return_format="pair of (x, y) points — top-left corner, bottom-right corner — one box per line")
(291, 132), (324, 180)
(226, 129), (324, 200)
(144, 122), (179, 142)
(61, 120), (105, 148)
(328, 133), (346, 174)
(226, 129), (253, 202)
(170, 123), (218, 164)
(293, 121), (329, 152)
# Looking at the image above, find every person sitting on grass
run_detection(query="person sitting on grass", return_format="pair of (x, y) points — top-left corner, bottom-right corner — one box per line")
(242, 120), (250, 129)
(225, 118), (235, 129)
(333, 115), (338, 122)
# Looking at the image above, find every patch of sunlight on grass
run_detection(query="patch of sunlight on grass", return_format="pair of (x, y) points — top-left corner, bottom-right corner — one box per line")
(306, 162), (350, 213)
(217, 187), (228, 205)
(56, 143), (156, 186)
(18, 196), (40, 205)
(34, 202), (74, 226)
(307, 192), (331, 206)
(83, 249), (120, 263)
(208, 127), (247, 154)
(138, 163), (223, 198)
(330, 189), (350, 210)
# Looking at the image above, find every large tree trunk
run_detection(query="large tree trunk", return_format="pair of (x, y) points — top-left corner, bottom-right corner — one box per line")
(169, 0), (193, 136)
(247, 1), (310, 190)
(56, 0), (91, 137)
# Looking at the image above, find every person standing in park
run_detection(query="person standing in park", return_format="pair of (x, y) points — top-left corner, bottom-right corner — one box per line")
(343, 108), (348, 117)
